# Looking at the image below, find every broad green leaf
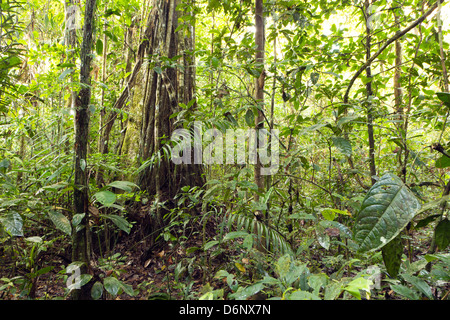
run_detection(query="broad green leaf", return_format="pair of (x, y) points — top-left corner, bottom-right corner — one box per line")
(435, 219), (450, 250)
(223, 231), (249, 241)
(310, 72), (319, 85)
(100, 214), (132, 234)
(1, 212), (23, 236)
(324, 281), (343, 300)
(58, 68), (74, 81)
(80, 274), (93, 287)
(245, 108), (255, 127)
(72, 213), (85, 227)
(95, 39), (103, 56)
(103, 276), (121, 296)
(390, 284), (419, 300)
(331, 137), (352, 157)
(436, 92), (450, 107)
(275, 254), (291, 280)
(228, 282), (264, 300)
(153, 66), (162, 74)
(243, 234), (253, 251)
(106, 180), (138, 192)
(344, 277), (372, 300)
(435, 154), (450, 168)
(94, 190), (116, 207)
(308, 273), (328, 296)
(91, 281), (103, 300)
(121, 282), (135, 296)
(321, 209), (335, 221)
(401, 274), (433, 299)
(48, 211), (72, 236)
(316, 224), (330, 250)
(288, 290), (321, 300)
(354, 173), (421, 253)
(381, 234), (403, 278)
(203, 240), (219, 250)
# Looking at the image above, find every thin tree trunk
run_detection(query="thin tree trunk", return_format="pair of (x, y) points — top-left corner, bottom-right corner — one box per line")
(71, 0), (96, 300)
(96, 4), (109, 187)
(364, 0), (377, 186)
(254, 0), (265, 219)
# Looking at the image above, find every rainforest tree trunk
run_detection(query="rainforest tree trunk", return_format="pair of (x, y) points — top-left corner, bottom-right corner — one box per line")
(254, 0), (265, 220)
(364, 0), (377, 186)
(71, 0), (96, 300)
(137, 0), (204, 244)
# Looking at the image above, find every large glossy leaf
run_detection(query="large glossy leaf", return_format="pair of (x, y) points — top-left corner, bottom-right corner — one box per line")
(331, 137), (352, 157)
(435, 219), (450, 250)
(48, 211), (72, 236)
(103, 276), (121, 296)
(354, 173), (421, 253)
(94, 190), (116, 207)
(100, 214), (132, 234)
(106, 180), (138, 192)
(1, 211), (23, 236)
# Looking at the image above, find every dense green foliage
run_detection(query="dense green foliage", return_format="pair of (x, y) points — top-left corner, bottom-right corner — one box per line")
(0, 0), (449, 300)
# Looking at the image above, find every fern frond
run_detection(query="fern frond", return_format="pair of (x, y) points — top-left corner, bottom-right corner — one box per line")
(225, 212), (293, 256)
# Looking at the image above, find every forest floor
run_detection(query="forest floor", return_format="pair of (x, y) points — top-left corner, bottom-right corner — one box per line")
(0, 209), (446, 300)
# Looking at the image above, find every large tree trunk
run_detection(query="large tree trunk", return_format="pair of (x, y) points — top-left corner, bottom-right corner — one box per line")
(71, 0), (96, 300)
(137, 0), (204, 244)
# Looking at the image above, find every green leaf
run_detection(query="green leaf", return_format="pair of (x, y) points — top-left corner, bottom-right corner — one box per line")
(48, 211), (72, 236)
(310, 72), (319, 85)
(91, 281), (103, 300)
(211, 56), (219, 68)
(96, 39), (103, 56)
(245, 108), (255, 127)
(106, 180), (138, 192)
(435, 219), (450, 250)
(72, 213), (85, 227)
(203, 240), (219, 250)
(228, 282), (264, 300)
(100, 214), (132, 234)
(331, 137), (352, 157)
(1, 211), (23, 236)
(80, 274), (93, 287)
(58, 68), (74, 81)
(103, 276), (121, 296)
(401, 274), (433, 299)
(94, 190), (116, 207)
(390, 284), (419, 300)
(288, 290), (321, 300)
(435, 154), (450, 168)
(120, 282), (135, 296)
(153, 66), (162, 74)
(344, 277), (372, 300)
(243, 234), (253, 251)
(354, 173), (421, 253)
(316, 224), (330, 250)
(436, 92), (450, 107)
(381, 234), (403, 278)
(223, 231), (249, 241)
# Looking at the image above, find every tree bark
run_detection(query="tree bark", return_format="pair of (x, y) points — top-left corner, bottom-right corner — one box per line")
(137, 0), (204, 244)
(254, 0), (265, 219)
(364, 0), (377, 186)
(71, 0), (96, 300)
